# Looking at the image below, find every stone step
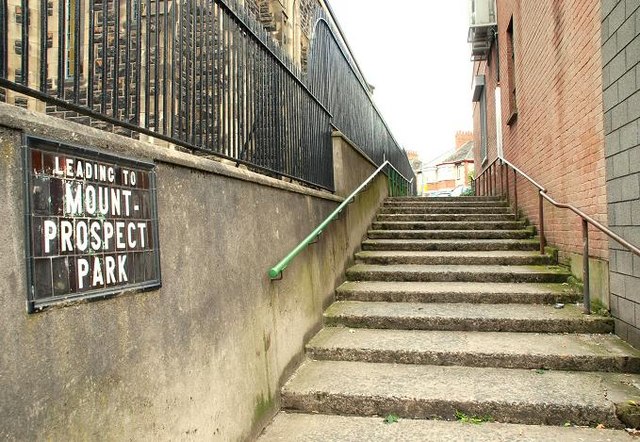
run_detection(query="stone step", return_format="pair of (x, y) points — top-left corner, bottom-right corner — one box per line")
(387, 196), (504, 202)
(355, 251), (552, 266)
(307, 328), (640, 373)
(379, 207), (513, 214)
(368, 229), (534, 240)
(324, 301), (613, 333)
(346, 264), (569, 283)
(372, 221), (526, 230)
(377, 213), (518, 222)
(384, 201), (509, 208)
(281, 361), (640, 427)
(259, 413), (634, 442)
(362, 239), (540, 252)
(336, 281), (579, 304)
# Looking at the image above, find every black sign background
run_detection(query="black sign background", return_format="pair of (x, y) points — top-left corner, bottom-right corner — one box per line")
(23, 136), (161, 312)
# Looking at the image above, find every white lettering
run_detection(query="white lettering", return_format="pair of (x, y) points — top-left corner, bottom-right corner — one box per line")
(122, 170), (130, 185)
(118, 255), (128, 283)
(92, 256), (104, 286)
(129, 172), (137, 186)
(75, 221), (88, 252)
(137, 222), (147, 248)
(53, 157), (64, 176)
(65, 182), (83, 215)
(111, 189), (121, 216)
(107, 167), (115, 183)
(90, 221), (101, 251)
(127, 223), (137, 248)
(77, 258), (89, 289)
(85, 185), (96, 215)
(103, 222), (114, 250)
(65, 158), (74, 177)
(105, 256), (116, 284)
(43, 220), (57, 254)
(98, 187), (109, 215)
(122, 190), (132, 216)
(60, 220), (73, 252)
(116, 222), (126, 249)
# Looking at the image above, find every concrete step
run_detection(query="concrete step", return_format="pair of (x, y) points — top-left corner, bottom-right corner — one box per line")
(336, 281), (579, 304)
(355, 251), (553, 266)
(372, 221), (526, 230)
(379, 206), (513, 214)
(324, 301), (613, 333)
(377, 213), (518, 222)
(259, 413), (634, 442)
(307, 328), (640, 373)
(387, 196), (505, 202)
(384, 201), (509, 208)
(346, 264), (569, 284)
(368, 229), (534, 240)
(281, 360), (640, 427)
(362, 238), (540, 252)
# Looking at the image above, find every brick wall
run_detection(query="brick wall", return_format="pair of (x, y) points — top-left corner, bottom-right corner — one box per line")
(473, 0), (609, 261)
(602, 0), (640, 346)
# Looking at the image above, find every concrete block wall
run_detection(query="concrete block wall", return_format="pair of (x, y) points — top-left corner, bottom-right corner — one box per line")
(602, 0), (640, 347)
(0, 103), (388, 440)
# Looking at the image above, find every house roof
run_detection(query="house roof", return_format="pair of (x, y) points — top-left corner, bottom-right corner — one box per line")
(437, 141), (474, 165)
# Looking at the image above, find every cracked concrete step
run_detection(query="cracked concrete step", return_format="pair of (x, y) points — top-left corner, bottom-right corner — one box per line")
(362, 239), (540, 252)
(377, 213), (518, 222)
(379, 206), (513, 214)
(324, 301), (613, 333)
(307, 328), (640, 373)
(346, 264), (569, 283)
(355, 251), (553, 266)
(368, 229), (534, 240)
(336, 281), (579, 304)
(281, 360), (640, 428)
(258, 413), (634, 442)
(387, 196), (505, 202)
(372, 220), (526, 230)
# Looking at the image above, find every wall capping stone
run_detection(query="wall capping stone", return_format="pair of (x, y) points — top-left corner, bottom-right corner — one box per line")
(0, 103), (343, 204)
(331, 129), (379, 169)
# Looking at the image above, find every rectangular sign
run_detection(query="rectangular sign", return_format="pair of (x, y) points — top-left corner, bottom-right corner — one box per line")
(24, 136), (161, 312)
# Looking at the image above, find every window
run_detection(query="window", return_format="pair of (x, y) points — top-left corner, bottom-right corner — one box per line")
(506, 17), (517, 124)
(64, 0), (82, 79)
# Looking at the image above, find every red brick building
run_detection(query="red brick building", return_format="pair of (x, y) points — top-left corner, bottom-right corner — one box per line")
(470, 1), (609, 299)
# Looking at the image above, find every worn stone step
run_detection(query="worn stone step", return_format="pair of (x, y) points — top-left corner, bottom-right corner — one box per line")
(384, 201), (509, 208)
(379, 206), (513, 214)
(282, 360), (640, 428)
(346, 264), (569, 284)
(372, 221), (526, 231)
(377, 213), (518, 222)
(355, 251), (552, 266)
(368, 229), (534, 240)
(387, 196), (505, 203)
(362, 239), (540, 252)
(324, 302), (613, 333)
(336, 281), (579, 304)
(259, 413), (634, 442)
(307, 328), (640, 373)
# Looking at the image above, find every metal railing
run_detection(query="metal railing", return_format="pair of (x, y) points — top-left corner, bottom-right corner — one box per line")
(268, 161), (413, 280)
(0, 0), (413, 192)
(475, 156), (640, 314)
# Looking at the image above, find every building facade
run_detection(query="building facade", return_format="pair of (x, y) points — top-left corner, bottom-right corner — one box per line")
(419, 135), (475, 196)
(470, 0), (640, 344)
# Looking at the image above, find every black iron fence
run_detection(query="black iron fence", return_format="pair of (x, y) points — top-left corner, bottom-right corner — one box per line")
(0, 0), (413, 191)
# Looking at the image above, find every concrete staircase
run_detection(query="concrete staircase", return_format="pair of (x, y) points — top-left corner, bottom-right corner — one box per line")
(259, 196), (640, 441)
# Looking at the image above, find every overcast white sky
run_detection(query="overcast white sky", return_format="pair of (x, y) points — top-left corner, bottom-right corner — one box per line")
(329, 0), (474, 163)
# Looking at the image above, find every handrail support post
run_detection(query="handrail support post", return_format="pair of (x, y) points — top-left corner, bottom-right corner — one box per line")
(582, 219), (591, 315)
(538, 192), (546, 255)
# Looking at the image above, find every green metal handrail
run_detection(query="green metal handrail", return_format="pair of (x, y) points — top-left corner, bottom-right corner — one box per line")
(268, 161), (413, 280)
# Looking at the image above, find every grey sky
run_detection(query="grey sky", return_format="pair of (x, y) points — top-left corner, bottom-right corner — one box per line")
(329, 0), (473, 163)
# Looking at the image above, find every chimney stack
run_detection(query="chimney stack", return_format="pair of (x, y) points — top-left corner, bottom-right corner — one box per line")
(455, 131), (473, 150)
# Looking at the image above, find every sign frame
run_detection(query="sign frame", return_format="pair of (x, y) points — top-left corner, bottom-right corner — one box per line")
(22, 135), (162, 313)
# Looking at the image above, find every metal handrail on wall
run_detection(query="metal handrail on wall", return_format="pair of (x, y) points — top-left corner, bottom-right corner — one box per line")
(268, 161), (413, 280)
(474, 156), (640, 314)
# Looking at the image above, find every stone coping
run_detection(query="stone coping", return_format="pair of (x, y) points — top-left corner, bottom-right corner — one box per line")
(0, 103), (343, 203)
